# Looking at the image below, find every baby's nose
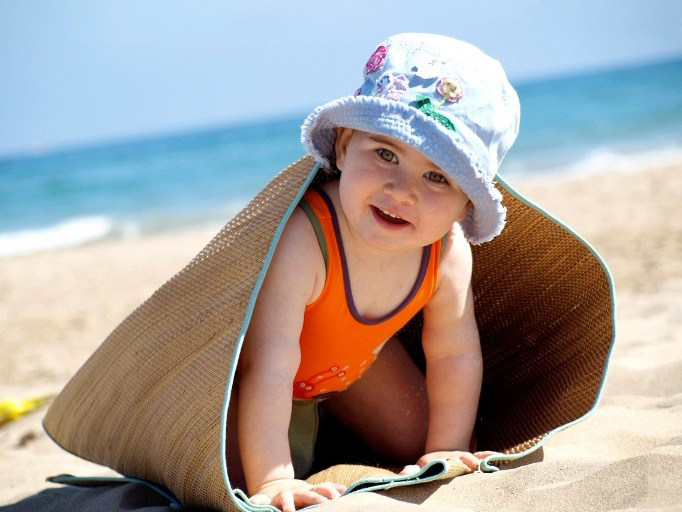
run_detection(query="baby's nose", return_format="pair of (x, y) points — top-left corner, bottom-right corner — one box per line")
(383, 175), (417, 205)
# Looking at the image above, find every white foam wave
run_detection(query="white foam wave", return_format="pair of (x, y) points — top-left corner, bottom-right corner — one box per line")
(0, 216), (116, 258)
(554, 146), (682, 177)
(505, 145), (682, 181)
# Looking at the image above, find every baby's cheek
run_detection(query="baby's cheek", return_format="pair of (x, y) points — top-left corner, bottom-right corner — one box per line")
(427, 203), (458, 230)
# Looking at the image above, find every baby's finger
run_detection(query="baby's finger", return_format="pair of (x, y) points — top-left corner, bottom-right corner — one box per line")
(292, 490), (328, 509)
(274, 490), (296, 512)
(333, 482), (347, 493)
(248, 493), (272, 506)
(473, 450), (498, 459)
(399, 464), (421, 476)
(311, 482), (345, 499)
(457, 452), (481, 470)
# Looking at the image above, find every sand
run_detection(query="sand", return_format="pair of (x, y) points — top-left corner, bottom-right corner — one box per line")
(1, 163), (680, 510)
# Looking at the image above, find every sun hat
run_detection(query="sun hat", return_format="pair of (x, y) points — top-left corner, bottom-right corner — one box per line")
(301, 33), (521, 244)
(43, 154), (616, 511)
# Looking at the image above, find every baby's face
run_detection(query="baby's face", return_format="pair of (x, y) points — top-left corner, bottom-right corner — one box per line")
(334, 128), (470, 252)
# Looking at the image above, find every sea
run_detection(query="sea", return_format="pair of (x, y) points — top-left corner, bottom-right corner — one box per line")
(1, 58), (681, 258)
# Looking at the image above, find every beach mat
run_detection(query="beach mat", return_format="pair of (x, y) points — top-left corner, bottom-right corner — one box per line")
(42, 155), (616, 511)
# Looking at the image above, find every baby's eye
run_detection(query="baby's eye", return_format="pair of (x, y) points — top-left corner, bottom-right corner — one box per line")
(425, 171), (449, 185)
(377, 148), (397, 163)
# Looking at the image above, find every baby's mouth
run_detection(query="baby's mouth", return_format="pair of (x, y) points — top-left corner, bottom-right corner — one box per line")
(373, 206), (408, 225)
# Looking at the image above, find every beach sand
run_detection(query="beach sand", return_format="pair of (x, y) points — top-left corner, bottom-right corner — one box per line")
(1, 163), (680, 510)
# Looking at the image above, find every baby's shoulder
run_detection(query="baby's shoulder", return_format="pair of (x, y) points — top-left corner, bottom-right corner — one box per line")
(275, 206), (324, 265)
(267, 205), (326, 302)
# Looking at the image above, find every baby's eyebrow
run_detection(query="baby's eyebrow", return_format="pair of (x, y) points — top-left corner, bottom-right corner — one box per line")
(367, 135), (401, 150)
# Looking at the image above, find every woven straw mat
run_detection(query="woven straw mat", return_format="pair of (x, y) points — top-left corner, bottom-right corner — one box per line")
(43, 155), (615, 511)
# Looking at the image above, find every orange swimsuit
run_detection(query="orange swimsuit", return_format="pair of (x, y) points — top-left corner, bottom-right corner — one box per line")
(293, 187), (442, 400)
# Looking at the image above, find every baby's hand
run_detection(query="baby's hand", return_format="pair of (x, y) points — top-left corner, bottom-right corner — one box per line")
(399, 450), (498, 476)
(249, 478), (346, 512)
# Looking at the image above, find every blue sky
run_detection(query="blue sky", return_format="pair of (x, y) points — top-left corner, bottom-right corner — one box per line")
(1, 0), (681, 157)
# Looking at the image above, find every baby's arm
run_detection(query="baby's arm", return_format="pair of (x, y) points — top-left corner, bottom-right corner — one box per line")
(402, 227), (487, 473)
(237, 208), (345, 511)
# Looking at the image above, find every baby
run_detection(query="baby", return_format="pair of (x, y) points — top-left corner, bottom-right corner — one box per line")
(231, 33), (520, 511)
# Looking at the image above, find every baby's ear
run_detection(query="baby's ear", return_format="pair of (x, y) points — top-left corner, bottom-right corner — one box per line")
(457, 200), (473, 223)
(334, 127), (354, 171)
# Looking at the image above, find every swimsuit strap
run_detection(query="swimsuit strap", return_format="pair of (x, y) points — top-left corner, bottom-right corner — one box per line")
(299, 197), (328, 272)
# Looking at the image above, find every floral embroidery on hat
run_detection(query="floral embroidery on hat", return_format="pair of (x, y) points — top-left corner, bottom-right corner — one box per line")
(437, 77), (464, 104)
(415, 95), (457, 132)
(374, 73), (409, 101)
(365, 45), (388, 75)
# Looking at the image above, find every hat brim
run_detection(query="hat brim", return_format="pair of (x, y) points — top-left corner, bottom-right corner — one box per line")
(301, 95), (506, 244)
(44, 156), (616, 511)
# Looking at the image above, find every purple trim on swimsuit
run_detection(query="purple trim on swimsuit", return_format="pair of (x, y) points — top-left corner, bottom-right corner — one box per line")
(315, 187), (431, 326)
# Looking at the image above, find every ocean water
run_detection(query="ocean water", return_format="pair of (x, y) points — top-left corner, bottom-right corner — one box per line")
(1, 58), (681, 258)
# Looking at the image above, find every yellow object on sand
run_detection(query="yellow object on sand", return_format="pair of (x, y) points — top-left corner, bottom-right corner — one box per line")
(0, 396), (53, 426)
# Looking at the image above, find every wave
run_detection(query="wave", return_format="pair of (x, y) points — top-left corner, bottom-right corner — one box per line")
(554, 146), (682, 177)
(503, 144), (682, 181)
(0, 216), (118, 258)
(0, 200), (247, 259)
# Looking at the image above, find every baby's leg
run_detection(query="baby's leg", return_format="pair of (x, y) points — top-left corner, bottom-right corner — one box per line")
(323, 337), (428, 463)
